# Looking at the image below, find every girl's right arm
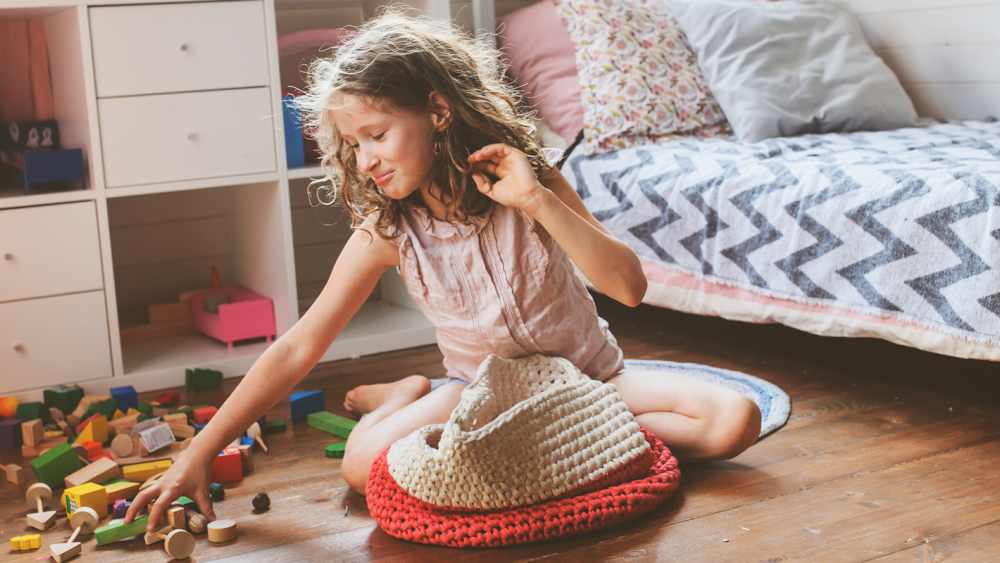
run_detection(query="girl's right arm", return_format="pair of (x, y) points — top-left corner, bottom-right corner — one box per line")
(126, 224), (400, 531)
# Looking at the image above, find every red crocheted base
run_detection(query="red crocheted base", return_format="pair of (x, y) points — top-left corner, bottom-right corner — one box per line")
(366, 427), (681, 548)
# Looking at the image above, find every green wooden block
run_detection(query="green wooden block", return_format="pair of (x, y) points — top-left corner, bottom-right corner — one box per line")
(266, 419), (285, 432)
(95, 515), (148, 545)
(44, 385), (84, 416)
(185, 368), (223, 391)
(29, 442), (83, 488)
(325, 443), (346, 458)
(137, 402), (152, 416)
(169, 405), (195, 423)
(101, 478), (130, 487)
(307, 411), (357, 439)
(94, 398), (117, 419)
(175, 496), (196, 509)
(15, 401), (43, 422)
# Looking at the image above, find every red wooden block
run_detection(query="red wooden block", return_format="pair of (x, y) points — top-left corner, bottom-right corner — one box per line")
(193, 407), (218, 425)
(155, 392), (180, 405)
(81, 441), (102, 459)
(210, 447), (242, 482)
(76, 413), (100, 433)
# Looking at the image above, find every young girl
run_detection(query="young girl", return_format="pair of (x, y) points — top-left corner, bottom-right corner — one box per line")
(127, 10), (760, 531)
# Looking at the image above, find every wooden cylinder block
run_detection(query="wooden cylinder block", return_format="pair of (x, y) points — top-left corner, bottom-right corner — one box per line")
(207, 519), (237, 543)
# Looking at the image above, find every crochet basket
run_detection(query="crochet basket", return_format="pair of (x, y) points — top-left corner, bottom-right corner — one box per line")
(367, 354), (681, 547)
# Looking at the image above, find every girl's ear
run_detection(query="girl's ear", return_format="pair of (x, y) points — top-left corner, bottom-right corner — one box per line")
(427, 91), (452, 132)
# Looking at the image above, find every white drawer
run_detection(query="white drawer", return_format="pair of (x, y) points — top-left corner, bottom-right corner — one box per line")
(0, 291), (113, 393)
(0, 202), (104, 303)
(99, 88), (277, 188)
(90, 1), (270, 98)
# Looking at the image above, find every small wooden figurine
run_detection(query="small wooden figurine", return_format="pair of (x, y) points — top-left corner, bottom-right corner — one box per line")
(50, 506), (99, 562)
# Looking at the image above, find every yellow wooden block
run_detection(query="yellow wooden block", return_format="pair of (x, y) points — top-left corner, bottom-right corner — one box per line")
(112, 410), (125, 420)
(73, 423), (94, 444)
(106, 481), (140, 503)
(89, 415), (108, 443)
(64, 482), (108, 518)
(126, 408), (141, 416)
(122, 460), (171, 482)
(12, 534), (41, 550)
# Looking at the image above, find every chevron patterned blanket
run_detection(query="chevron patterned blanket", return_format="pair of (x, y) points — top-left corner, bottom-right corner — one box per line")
(562, 120), (1000, 355)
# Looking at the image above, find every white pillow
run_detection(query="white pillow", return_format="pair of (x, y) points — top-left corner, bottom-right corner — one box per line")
(670, 0), (918, 143)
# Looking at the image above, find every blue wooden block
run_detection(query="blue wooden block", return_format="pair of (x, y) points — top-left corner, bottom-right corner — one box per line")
(240, 436), (254, 447)
(109, 386), (138, 413)
(22, 148), (86, 194)
(282, 94), (305, 169)
(289, 390), (324, 424)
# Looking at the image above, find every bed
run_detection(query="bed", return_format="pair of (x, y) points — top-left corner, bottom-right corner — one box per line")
(499, 0), (1000, 361)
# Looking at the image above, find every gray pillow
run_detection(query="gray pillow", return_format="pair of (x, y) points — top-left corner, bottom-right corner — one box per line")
(670, 0), (918, 143)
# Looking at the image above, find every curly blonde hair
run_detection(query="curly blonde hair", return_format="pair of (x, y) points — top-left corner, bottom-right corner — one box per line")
(297, 7), (550, 238)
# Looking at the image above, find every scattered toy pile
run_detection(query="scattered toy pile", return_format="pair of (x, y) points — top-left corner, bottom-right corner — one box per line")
(1, 370), (359, 559)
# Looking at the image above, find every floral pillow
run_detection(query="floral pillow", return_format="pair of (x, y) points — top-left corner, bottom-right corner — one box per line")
(554, 0), (731, 155)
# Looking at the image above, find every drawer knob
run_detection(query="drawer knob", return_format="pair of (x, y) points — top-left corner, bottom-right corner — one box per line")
(12, 342), (24, 353)
(187, 133), (198, 142)
(3, 252), (11, 261)
(180, 43), (190, 52)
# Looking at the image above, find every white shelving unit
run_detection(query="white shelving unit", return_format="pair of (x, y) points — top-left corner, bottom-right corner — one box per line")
(4, 0), (527, 400)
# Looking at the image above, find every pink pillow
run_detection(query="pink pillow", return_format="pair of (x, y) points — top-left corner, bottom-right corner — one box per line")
(498, 1), (584, 145)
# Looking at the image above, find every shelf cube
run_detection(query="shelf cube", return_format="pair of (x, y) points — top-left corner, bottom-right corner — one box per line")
(290, 390), (324, 424)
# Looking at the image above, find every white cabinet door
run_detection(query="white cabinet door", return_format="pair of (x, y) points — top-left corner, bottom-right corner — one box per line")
(90, 0), (270, 98)
(0, 202), (104, 303)
(99, 88), (277, 188)
(0, 291), (113, 393)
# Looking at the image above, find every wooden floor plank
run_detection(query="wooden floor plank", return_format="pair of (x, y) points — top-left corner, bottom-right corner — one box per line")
(4, 295), (1000, 562)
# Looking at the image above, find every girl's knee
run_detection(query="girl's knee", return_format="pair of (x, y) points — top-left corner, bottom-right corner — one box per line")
(710, 394), (761, 460)
(342, 442), (379, 495)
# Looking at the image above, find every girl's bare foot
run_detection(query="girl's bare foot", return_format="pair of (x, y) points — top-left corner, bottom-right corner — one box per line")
(344, 375), (431, 415)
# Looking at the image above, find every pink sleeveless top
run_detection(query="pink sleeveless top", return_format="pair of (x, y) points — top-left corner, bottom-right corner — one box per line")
(382, 200), (625, 383)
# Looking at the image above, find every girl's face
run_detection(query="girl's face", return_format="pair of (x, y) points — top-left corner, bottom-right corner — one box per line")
(331, 94), (449, 206)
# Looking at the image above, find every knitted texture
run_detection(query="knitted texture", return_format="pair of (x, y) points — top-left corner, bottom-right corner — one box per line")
(386, 354), (650, 509)
(367, 427), (680, 547)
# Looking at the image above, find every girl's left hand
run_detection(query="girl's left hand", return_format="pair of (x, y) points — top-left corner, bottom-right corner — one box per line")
(468, 144), (548, 214)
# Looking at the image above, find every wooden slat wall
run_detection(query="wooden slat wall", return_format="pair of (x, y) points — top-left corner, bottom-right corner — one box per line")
(844, 0), (1000, 120)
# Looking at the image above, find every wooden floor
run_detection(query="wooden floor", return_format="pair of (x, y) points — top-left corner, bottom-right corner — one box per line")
(4, 293), (1000, 562)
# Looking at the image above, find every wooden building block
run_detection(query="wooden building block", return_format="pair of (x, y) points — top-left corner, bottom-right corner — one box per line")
(109, 386), (138, 413)
(144, 524), (173, 545)
(95, 514), (148, 545)
(169, 423), (195, 438)
(106, 480), (140, 503)
(21, 418), (43, 447)
(64, 482), (108, 517)
(155, 392), (181, 405)
(21, 437), (67, 459)
(185, 367), (223, 391)
(193, 406), (218, 424)
(163, 529), (196, 559)
(26, 509), (58, 530)
(207, 519), (237, 543)
(0, 418), (24, 449)
(122, 459), (172, 482)
(113, 442), (181, 466)
(15, 401), (42, 422)
(290, 390), (324, 424)
(325, 443), (346, 458)
(307, 411), (357, 439)
(29, 442), (83, 488)
(80, 441), (103, 459)
(11, 534), (41, 551)
(166, 505), (186, 529)
(64, 456), (121, 488)
(111, 434), (135, 457)
(237, 444), (253, 472)
(162, 413), (187, 425)
(211, 447), (242, 482)
(75, 415), (108, 444)
(44, 385), (84, 419)
(266, 419), (285, 433)
(6, 463), (25, 484)
(50, 541), (81, 563)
